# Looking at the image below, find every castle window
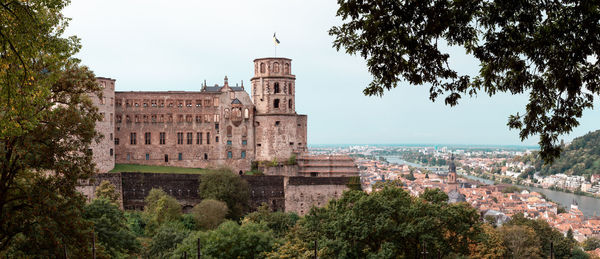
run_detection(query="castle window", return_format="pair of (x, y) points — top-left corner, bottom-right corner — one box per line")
(116, 99), (122, 106)
(257, 143), (261, 147)
(275, 121), (280, 126)
(165, 154), (168, 162)
(290, 142), (294, 146)
(186, 100), (192, 107)
(127, 153), (130, 161)
(195, 115), (202, 123)
(146, 153), (150, 160)
(215, 136), (219, 143)
(274, 82), (280, 93)
(206, 132), (210, 144)
(151, 100), (157, 107)
(289, 100), (292, 109)
(159, 115), (164, 123)
(227, 126), (232, 137)
(187, 132), (193, 144)
(186, 115), (193, 123)
(227, 151), (233, 159)
(214, 114), (220, 123)
(130, 132), (136, 145)
(177, 132), (183, 144)
(145, 132), (151, 145)
(143, 115), (148, 123)
(159, 100), (164, 107)
(168, 102), (173, 107)
(143, 102), (148, 107)
(110, 133), (113, 141)
(242, 140), (247, 145)
(273, 62), (280, 73)
(196, 100), (202, 107)
(241, 151), (246, 158)
(260, 62), (265, 73)
(213, 97), (219, 106)
(244, 108), (249, 119)
(204, 153), (208, 160)
(114, 138), (119, 145)
(215, 123), (219, 131)
(134, 115), (140, 123)
(178, 153), (183, 161)
(134, 102), (139, 107)
(274, 99), (280, 109)
(227, 140), (232, 146)
(284, 63), (290, 74)
(311, 172), (318, 177)
(151, 115), (156, 123)
(197, 132), (202, 144)
(110, 98), (114, 106)
(178, 115), (184, 123)
(159, 132), (166, 145)
(99, 112), (105, 121)
(178, 101), (183, 107)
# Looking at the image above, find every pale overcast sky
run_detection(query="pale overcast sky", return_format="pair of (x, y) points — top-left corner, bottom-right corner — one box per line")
(63, 0), (600, 146)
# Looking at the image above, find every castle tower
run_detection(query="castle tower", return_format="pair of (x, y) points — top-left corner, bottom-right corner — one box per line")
(251, 57), (307, 161)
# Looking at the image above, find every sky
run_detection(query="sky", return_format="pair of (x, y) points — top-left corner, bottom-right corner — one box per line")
(62, 0), (600, 147)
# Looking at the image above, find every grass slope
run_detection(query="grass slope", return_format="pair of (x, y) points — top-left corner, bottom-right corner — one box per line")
(109, 164), (209, 174)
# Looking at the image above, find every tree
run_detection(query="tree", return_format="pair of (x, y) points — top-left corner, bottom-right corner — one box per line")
(243, 203), (300, 237)
(583, 237), (600, 251)
(171, 221), (278, 259)
(191, 199), (228, 230)
(301, 183), (481, 258)
(95, 180), (120, 203)
(83, 198), (140, 258)
(145, 222), (190, 258)
(198, 169), (249, 220)
(0, 0), (103, 256)
(506, 214), (572, 258)
(498, 225), (542, 259)
(470, 224), (507, 259)
(330, 0), (600, 163)
(144, 188), (182, 233)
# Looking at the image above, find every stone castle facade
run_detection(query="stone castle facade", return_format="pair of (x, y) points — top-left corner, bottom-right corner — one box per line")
(92, 58), (307, 174)
(87, 57), (359, 215)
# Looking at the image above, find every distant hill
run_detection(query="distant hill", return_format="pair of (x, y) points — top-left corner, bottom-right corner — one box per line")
(519, 130), (600, 177)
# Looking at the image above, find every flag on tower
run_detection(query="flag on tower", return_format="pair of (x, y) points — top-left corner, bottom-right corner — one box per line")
(273, 33), (280, 45)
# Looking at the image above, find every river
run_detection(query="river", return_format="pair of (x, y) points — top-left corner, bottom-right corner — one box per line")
(462, 174), (600, 218)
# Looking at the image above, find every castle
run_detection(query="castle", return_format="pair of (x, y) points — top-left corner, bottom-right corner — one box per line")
(85, 57), (359, 214)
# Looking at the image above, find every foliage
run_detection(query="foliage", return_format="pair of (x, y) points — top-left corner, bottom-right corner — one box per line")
(172, 221), (278, 259)
(345, 176), (362, 191)
(506, 214), (574, 258)
(498, 224), (542, 258)
(243, 203), (299, 237)
(191, 199), (228, 230)
(286, 154), (297, 165)
(83, 198), (140, 258)
(145, 222), (190, 258)
(300, 184), (482, 258)
(501, 186), (522, 194)
(402, 171), (416, 181)
(0, 0), (104, 256)
(95, 180), (120, 203)
(198, 169), (249, 220)
(518, 130), (600, 177)
(330, 0), (600, 163)
(144, 188), (182, 233)
(125, 211), (146, 237)
(584, 237), (600, 251)
(470, 224), (507, 259)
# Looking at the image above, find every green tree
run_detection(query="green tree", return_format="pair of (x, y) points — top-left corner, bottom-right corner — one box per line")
(498, 224), (542, 259)
(330, 0), (600, 163)
(191, 199), (228, 230)
(144, 188), (182, 233)
(83, 198), (140, 258)
(301, 183), (481, 258)
(583, 237), (600, 251)
(0, 0), (103, 256)
(172, 221), (278, 259)
(95, 180), (120, 203)
(198, 169), (249, 220)
(243, 203), (299, 238)
(145, 222), (190, 258)
(470, 224), (507, 259)
(507, 214), (572, 258)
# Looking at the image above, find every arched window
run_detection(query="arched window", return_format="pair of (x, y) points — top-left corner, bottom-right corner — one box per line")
(273, 62), (280, 73)
(274, 99), (280, 109)
(274, 82), (280, 93)
(244, 108), (249, 119)
(284, 63), (290, 74)
(227, 125), (232, 137)
(289, 100), (293, 109)
(260, 63), (265, 73)
(224, 108), (230, 119)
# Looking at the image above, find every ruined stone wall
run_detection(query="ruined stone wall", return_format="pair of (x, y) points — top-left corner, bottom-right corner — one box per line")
(113, 88), (254, 173)
(297, 155), (359, 177)
(242, 175), (285, 211)
(285, 177), (353, 215)
(261, 165), (300, 177)
(76, 173), (122, 204)
(90, 78), (116, 173)
(254, 114), (306, 161)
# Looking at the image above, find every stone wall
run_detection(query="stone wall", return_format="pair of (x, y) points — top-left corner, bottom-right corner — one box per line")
(285, 177), (353, 215)
(90, 77), (116, 173)
(76, 173), (123, 205)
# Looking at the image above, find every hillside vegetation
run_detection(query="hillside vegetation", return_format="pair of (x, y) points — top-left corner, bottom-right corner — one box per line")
(519, 130), (600, 177)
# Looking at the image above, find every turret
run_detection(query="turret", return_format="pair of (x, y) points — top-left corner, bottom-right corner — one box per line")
(251, 57), (296, 115)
